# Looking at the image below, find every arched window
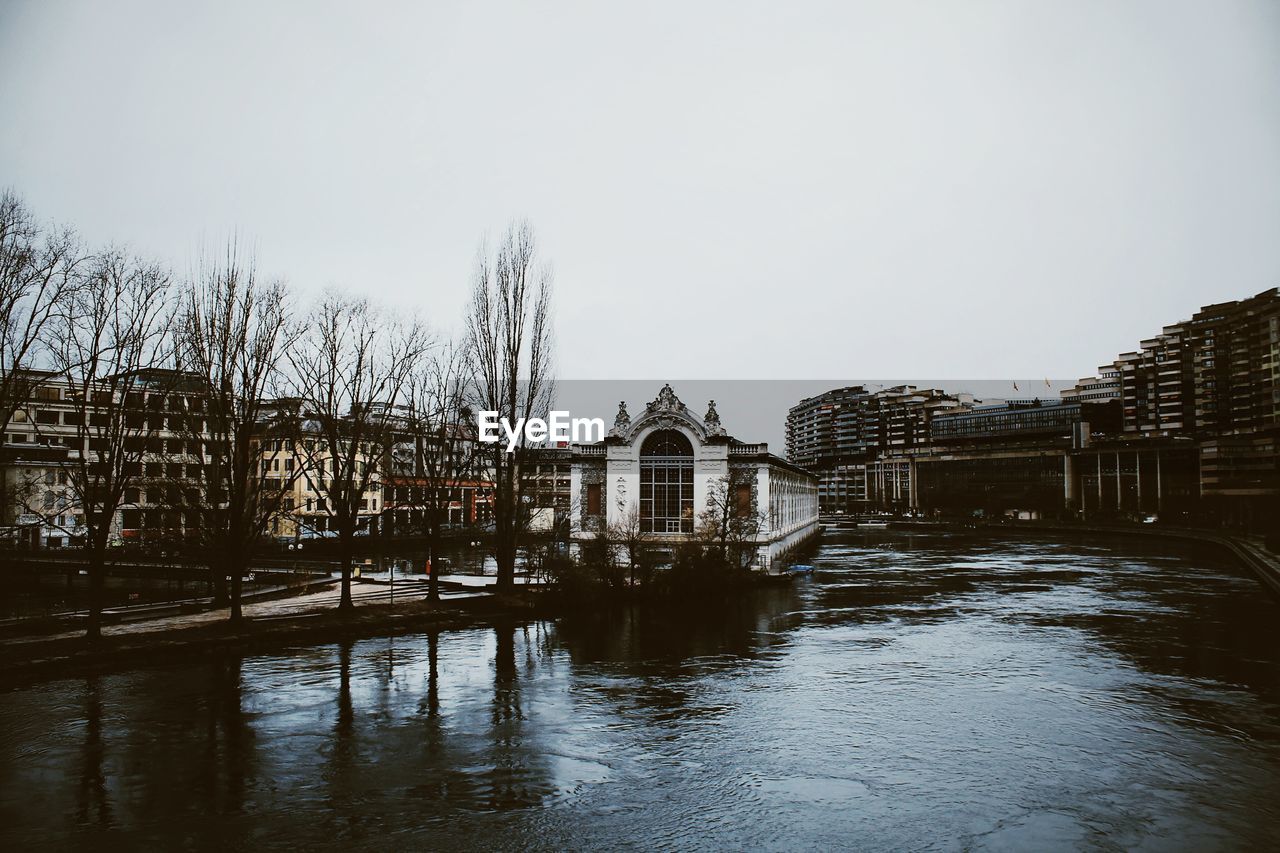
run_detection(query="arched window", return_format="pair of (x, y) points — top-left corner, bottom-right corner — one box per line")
(640, 429), (694, 533)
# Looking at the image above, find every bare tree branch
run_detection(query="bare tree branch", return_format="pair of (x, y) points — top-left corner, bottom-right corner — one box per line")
(465, 221), (556, 592)
(48, 249), (175, 640)
(175, 240), (296, 620)
(285, 292), (431, 611)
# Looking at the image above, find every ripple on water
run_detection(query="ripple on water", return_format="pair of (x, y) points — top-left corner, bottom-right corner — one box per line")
(3, 536), (1280, 850)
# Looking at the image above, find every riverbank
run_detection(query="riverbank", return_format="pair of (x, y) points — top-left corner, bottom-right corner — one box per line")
(0, 584), (550, 688)
(4, 524), (1276, 687)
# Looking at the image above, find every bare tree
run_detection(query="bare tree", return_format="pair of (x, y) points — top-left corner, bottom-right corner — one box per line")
(176, 243), (296, 622)
(0, 189), (81, 428)
(398, 337), (484, 603)
(608, 502), (652, 588)
(699, 469), (766, 572)
(286, 293), (429, 611)
(50, 250), (174, 640)
(466, 221), (555, 593)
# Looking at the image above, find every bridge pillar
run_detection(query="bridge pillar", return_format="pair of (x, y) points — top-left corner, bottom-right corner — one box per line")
(1097, 454), (1103, 511)
(1155, 450), (1163, 512)
(1115, 451), (1123, 511)
(1135, 450), (1143, 511)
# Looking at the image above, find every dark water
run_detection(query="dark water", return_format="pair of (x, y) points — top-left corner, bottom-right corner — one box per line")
(3, 532), (1280, 851)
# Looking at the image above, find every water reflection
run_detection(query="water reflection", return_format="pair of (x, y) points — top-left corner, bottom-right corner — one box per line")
(3, 533), (1280, 850)
(203, 656), (253, 816)
(76, 677), (112, 829)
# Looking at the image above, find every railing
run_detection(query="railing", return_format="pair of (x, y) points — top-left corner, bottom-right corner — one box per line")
(574, 444), (606, 456)
(729, 443), (768, 455)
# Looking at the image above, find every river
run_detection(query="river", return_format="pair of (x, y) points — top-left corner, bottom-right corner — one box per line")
(3, 531), (1279, 850)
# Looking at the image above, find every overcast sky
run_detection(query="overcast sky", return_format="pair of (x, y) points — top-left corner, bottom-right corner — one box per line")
(3, 0), (1279, 382)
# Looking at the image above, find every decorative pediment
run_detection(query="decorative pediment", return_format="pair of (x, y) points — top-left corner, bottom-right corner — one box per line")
(646, 383), (685, 415)
(613, 383), (727, 444)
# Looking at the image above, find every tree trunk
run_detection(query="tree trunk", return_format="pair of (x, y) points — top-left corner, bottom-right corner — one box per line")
(496, 529), (515, 592)
(210, 561), (229, 607)
(427, 524), (440, 603)
(494, 461), (516, 592)
(338, 532), (354, 611)
(85, 539), (106, 642)
(229, 553), (244, 623)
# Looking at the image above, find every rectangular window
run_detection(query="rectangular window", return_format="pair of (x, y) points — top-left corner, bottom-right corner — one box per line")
(586, 483), (601, 516)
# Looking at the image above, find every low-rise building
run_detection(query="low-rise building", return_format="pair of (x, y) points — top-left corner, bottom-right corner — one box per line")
(572, 385), (818, 571)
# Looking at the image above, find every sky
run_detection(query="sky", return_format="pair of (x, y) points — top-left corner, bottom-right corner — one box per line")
(2, 0), (1279, 383)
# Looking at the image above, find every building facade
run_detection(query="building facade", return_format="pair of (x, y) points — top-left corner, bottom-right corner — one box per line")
(571, 385), (818, 571)
(1, 369), (209, 549)
(1060, 362), (1122, 403)
(786, 288), (1278, 530)
(786, 384), (974, 512)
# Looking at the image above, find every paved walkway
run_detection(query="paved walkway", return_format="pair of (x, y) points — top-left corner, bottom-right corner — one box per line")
(1, 580), (485, 651)
(432, 573), (545, 588)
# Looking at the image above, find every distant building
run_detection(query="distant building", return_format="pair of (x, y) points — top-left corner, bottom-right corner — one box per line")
(787, 288), (1278, 530)
(786, 385), (877, 470)
(786, 384), (973, 512)
(1187, 289), (1280, 435)
(1, 369), (208, 549)
(931, 399), (1118, 446)
(786, 385), (877, 512)
(1186, 289), (1279, 522)
(1061, 362), (1122, 403)
(264, 402), (496, 542)
(1118, 323), (1195, 435)
(572, 385), (818, 571)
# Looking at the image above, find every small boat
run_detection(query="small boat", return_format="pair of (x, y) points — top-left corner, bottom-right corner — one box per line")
(856, 521), (890, 529)
(788, 564), (815, 576)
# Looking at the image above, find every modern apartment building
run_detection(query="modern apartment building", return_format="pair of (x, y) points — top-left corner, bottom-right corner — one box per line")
(1061, 362), (1122, 403)
(1118, 323), (1196, 435)
(788, 288), (1278, 529)
(786, 385), (974, 512)
(785, 385), (876, 471)
(1187, 289), (1280, 435)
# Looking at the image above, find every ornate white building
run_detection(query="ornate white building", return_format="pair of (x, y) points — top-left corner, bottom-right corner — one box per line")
(570, 385), (819, 572)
